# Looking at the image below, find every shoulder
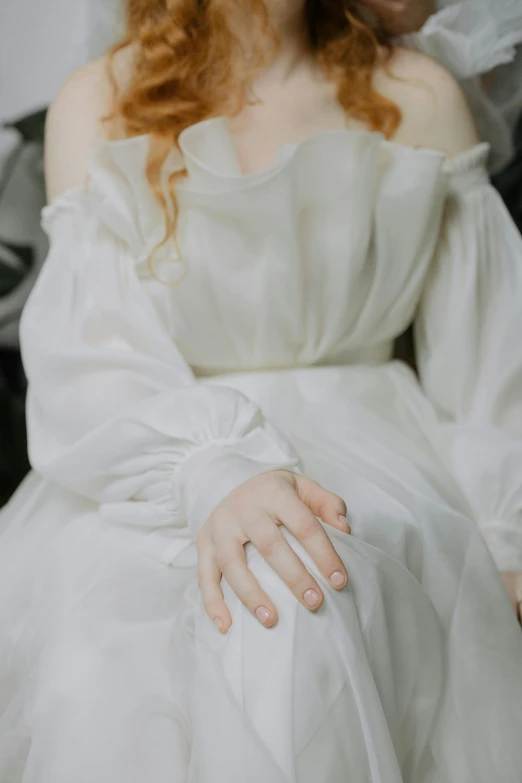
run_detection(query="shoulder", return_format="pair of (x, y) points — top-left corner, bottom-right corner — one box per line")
(44, 45), (136, 202)
(374, 46), (480, 157)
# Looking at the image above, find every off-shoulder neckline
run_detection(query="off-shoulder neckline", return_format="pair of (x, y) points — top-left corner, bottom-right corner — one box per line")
(175, 115), (447, 183)
(43, 115), (491, 213)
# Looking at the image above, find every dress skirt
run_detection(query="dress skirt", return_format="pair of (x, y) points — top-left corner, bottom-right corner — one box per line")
(1, 361), (522, 783)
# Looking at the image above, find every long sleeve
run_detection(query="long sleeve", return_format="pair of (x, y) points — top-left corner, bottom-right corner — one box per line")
(401, 0), (522, 172)
(414, 142), (522, 573)
(20, 185), (301, 563)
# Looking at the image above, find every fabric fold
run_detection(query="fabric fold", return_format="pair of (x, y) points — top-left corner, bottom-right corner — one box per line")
(22, 190), (301, 558)
(415, 143), (522, 572)
(22, 121), (522, 572)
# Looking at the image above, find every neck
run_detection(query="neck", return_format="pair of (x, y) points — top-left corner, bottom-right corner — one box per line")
(252, 0), (313, 86)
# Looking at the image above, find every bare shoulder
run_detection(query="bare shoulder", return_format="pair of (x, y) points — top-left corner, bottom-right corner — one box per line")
(374, 46), (480, 157)
(44, 45), (136, 202)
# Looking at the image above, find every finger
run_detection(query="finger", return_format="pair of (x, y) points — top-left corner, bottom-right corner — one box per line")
(296, 475), (351, 535)
(215, 533), (279, 627)
(278, 491), (349, 591)
(248, 517), (326, 610)
(197, 531), (232, 634)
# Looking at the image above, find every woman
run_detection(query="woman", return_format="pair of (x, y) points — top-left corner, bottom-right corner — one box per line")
(1, 1), (522, 781)
(88, 0), (522, 171)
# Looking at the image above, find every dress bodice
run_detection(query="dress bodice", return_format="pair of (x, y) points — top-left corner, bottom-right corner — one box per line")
(84, 117), (473, 376)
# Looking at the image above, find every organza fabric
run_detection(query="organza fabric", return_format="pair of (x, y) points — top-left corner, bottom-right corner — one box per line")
(1, 119), (522, 781)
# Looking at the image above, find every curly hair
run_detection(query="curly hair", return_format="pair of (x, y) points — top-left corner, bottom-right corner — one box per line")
(106, 0), (400, 276)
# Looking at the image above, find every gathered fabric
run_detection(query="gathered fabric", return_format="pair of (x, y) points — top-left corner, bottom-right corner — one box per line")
(0, 118), (522, 782)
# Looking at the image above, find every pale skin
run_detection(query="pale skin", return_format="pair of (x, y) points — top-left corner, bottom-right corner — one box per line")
(45, 0), (522, 633)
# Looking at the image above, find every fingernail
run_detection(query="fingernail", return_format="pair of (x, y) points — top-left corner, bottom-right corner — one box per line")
(330, 570), (347, 588)
(338, 514), (351, 532)
(255, 606), (271, 624)
(303, 588), (320, 607)
(214, 617), (224, 631)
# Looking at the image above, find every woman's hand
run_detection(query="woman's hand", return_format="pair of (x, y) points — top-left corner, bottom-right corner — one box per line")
(500, 572), (522, 625)
(197, 469), (351, 633)
(361, 0), (436, 36)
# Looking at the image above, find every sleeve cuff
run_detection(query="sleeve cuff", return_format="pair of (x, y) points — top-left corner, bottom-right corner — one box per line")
(174, 425), (303, 540)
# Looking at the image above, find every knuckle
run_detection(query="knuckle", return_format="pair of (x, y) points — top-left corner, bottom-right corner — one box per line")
(246, 516), (271, 537)
(214, 541), (241, 573)
(208, 506), (231, 530)
(261, 474), (288, 501)
(319, 488), (343, 508)
(255, 532), (282, 559)
(286, 572), (311, 593)
(215, 550), (234, 572)
(295, 517), (319, 541)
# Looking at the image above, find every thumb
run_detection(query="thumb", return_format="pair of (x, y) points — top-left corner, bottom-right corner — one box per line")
(295, 475), (351, 534)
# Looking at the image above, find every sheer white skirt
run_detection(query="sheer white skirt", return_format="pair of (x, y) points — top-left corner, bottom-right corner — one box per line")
(1, 362), (522, 783)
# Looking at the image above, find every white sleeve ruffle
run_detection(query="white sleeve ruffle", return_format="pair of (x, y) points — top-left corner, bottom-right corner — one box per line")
(20, 186), (301, 561)
(403, 1), (522, 79)
(415, 142), (522, 573)
(401, 0), (522, 171)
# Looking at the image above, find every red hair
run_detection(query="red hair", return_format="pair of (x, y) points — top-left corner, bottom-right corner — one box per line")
(106, 0), (400, 271)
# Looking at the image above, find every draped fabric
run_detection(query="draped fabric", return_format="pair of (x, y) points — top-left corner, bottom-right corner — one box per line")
(1, 120), (522, 781)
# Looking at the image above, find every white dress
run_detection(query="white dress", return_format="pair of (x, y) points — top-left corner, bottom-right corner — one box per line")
(1, 117), (522, 783)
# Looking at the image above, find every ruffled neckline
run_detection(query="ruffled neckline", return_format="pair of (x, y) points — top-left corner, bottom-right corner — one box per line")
(176, 115), (447, 187)
(41, 115), (491, 278)
(44, 115), (491, 216)
(88, 115), (490, 192)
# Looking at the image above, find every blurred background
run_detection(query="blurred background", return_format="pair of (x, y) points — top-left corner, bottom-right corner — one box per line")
(0, 0), (119, 503)
(0, 0), (521, 504)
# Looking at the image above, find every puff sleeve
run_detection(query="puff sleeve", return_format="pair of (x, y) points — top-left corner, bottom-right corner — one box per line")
(20, 177), (301, 563)
(414, 142), (522, 573)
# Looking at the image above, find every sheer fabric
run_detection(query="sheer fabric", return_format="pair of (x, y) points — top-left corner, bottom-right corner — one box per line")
(0, 121), (521, 781)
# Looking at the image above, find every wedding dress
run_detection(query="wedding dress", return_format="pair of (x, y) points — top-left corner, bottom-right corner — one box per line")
(1, 117), (522, 782)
